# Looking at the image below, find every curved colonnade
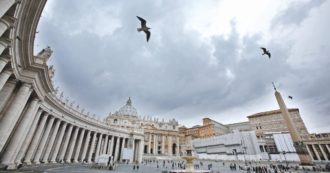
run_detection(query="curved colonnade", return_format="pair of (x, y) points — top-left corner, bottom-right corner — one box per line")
(0, 0), (144, 170)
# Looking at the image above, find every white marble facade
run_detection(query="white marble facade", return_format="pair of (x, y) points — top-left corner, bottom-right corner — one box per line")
(0, 0), (144, 170)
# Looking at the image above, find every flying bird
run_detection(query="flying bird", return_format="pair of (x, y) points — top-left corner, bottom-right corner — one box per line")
(260, 47), (271, 58)
(288, 96), (293, 99)
(136, 16), (151, 42)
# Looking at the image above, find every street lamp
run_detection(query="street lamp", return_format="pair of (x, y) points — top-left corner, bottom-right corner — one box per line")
(243, 146), (247, 166)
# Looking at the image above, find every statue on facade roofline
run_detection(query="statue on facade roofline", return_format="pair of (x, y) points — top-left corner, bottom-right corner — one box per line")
(35, 46), (53, 63)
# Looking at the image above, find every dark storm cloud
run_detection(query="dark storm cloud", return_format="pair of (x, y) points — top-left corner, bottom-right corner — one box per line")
(36, 0), (330, 132)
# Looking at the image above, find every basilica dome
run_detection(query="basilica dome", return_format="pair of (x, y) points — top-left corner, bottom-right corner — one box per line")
(116, 97), (138, 118)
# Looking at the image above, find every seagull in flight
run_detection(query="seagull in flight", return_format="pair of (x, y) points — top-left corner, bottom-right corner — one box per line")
(288, 96), (293, 99)
(260, 47), (271, 58)
(137, 16), (151, 42)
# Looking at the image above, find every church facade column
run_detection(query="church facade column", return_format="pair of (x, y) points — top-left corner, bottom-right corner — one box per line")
(0, 69), (11, 90)
(74, 128), (85, 162)
(16, 109), (43, 164)
(80, 130), (90, 162)
(42, 119), (61, 163)
(120, 137), (125, 161)
(176, 136), (180, 156)
(49, 122), (67, 163)
(34, 116), (55, 164)
(108, 136), (114, 156)
(130, 138), (135, 163)
(168, 136), (172, 156)
(88, 132), (97, 163)
(138, 139), (144, 163)
(58, 124), (73, 161)
(114, 136), (120, 162)
(102, 135), (109, 154)
(0, 98), (39, 169)
(161, 135), (165, 155)
(0, 83), (32, 152)
(66, 126), (79, 163)
(24, 113), (49, 164)
(153, 134), (158, 155)
(148, 133), (152, 154)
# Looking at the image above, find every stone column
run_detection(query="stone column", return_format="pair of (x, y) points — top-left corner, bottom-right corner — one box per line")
(168, 136), (172, 156)
(0, 15), (15, 37)
(102, 135), (109, 154)
(312, 144), (321, 160)
(24, 113), (48, 164)
(15, 109), (43, 164)
(34, 116), (55, 164)
(0, 83), (32, 152)
(0, 69), (12, 90)
(153, 134), (158, 155)
(42, 119), (61, 163)
(114, 137), (120, 162)
(319, 144), (329, 160)
(0, 0), (16, 18)
(49, 122), (67, 163)
(138, 139), (144, 163)
(108, 136), (114, 156)
(120, 138), (125, 161)
(275, 90), (312, 164)
(58, 124), (73, 161)
(95, 133), (102, 159)
(161, 135), (165, 155)
(0, 99), (39, 169)
(130, 138), (135, 163)
(0, 79), (16, 115)
(74, 129), (85, 162)
(0, 37), (11, 55)
(0, 55), (11, 73)
(176, 136), (180, 156)
(66, 127), (79, 163)
(148, 133), (152, 154)
(80, 130), (90, 162)
(87, 132), (97, 163)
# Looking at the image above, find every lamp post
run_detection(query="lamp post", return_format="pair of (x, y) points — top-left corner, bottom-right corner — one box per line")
(243, 146), (247, 166)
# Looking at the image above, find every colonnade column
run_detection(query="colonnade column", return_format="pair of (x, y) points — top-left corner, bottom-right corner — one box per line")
(0, 56), (11, 73)
(42, 119), (61, 163)
(0, 83), (32, 152)
(74, 129), (85, 163)
(58, 124), (73, 162)
(312, 144), (321, 160)
(0, 99), (39, 169)
(49, 122), (67, 163)
(95, 133), (102, 159)
(88, 132), (97, 163)
(319, 144), (329, 160)
(0, 69), (12, 90)
(0, 79), (16, 114)
(0, 37), (11, 55)
(80, 130), (91, 162)
(24, 113), (49, 164)
(66, 126), (79, 163)
(16, 109), (43, 164)
(0, 15), (15, 36)
(34, 116), (55, 164)
(0, 0), (16, 18)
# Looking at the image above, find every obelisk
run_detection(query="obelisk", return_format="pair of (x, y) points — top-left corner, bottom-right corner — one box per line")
(273, 85), (312, 165)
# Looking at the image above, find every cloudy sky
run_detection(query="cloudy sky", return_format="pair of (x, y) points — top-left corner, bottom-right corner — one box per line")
(35, 0), (330, 133)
